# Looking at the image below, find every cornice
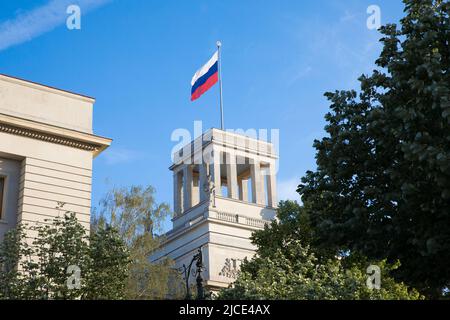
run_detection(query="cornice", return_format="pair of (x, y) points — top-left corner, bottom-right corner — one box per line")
(169, 128), (278, 170)
(0, 113), (111, 157)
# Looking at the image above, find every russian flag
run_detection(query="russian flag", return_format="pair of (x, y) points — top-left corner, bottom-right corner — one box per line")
(191, 51), (218, 101)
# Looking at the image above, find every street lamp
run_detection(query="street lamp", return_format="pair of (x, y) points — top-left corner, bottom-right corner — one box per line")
(179, 247), (205, 300)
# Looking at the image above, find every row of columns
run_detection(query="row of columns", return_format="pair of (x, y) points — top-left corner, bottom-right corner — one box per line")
(173, 152), (277, 216)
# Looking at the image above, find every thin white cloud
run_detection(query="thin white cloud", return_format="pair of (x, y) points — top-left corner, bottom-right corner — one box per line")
(0, 0), (111, 52)
(288, 66), (312, 86)
(101, 147), (140, 165)
(277, 177), (301, 202)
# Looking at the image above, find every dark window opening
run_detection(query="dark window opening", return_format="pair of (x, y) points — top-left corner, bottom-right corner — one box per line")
(0, 177), (5, 219)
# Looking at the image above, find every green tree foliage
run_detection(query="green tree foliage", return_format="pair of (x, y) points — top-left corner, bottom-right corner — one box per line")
(95, 185), (183, 299)
(83, 226), (130, 300)
(219, 201), (422, 300)
(250, 201), (318, 256)
(99, 185), (170, 245)
(219, 241), (421, 300)
(1, 185), (181, 300)
(297, 0), (449, 298)
(0, 211), (130, 300)
(29, 212), (90, 299)
(0, 225), (31, 299)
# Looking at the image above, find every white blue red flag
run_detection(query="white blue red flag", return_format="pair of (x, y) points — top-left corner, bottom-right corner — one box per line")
(191, 51), (219, 101)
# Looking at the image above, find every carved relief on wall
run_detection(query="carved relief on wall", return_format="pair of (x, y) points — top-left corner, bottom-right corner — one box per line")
(219, 258), (242, 279)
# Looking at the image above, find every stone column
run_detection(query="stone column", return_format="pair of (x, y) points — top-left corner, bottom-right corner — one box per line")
(250, 159), (265, 205)
(267, 162), (277, 207)
(173, 170), (182, 216)
(226, 152), (238, 199)
(239, 178), (249, 202)
(192, 172), (199, 206)
(183, 165), (193, 211)
(199, 163), (208, 202)
(213, 149), (221, 196)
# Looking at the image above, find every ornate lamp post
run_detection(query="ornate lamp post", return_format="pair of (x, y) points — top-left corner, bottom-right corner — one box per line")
(179, 247), (205, 300)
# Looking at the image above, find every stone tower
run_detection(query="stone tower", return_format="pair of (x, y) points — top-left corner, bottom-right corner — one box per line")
(152, 128), (278, 291)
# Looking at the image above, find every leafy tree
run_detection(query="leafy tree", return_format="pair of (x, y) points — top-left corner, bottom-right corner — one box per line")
(95, 185), (183, 299)
(28, 212), (89, 299)
(219, 240), (422, 300)
(83, 226), (130, 300)
(297, 0), (450, 298)
(125, 236), (179, 299)
(99, 185), (170, 245)
(0, 185), (181, 300)
(0, 225), (32, 299)
(0, 210), (130, 300)
(251, 201), (322, 257)
(219, 201), (422, 300)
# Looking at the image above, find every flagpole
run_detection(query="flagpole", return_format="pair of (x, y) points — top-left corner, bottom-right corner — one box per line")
(216, 41), (224, 130)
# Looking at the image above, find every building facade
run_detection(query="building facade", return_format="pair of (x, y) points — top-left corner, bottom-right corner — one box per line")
(0, 74), (111, 240)
(151, 128), (278, 291)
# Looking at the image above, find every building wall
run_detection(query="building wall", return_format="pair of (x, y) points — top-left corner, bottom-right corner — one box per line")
(206, 243), (254, 287)
(152, 214), (268, 289)
(0, 75), (93, 133)
(0, 131), (93, 239)
(0, 75), (111, 241)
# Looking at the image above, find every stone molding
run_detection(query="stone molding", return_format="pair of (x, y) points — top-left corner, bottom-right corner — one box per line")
(0, 113), (111, 156)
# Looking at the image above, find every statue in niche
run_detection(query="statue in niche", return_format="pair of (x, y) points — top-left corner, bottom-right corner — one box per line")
(203, 163), (216, 208)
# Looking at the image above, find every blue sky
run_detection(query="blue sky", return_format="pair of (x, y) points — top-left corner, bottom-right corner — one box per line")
(0, 0), (405, 232)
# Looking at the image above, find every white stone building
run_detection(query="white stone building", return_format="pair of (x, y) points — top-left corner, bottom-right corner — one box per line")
(151, 128), (278, 291)
(0, 74), (111, 240)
